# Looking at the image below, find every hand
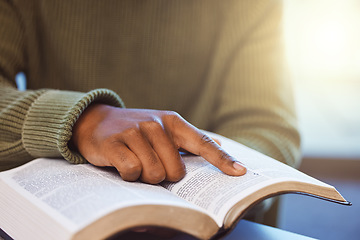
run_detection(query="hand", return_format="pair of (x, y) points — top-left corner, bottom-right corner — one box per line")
(71, 104), (246, 184)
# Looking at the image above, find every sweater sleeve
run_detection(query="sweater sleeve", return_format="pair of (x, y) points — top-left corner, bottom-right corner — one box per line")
(0, 0), (124, 171)
(211, 1), (301, 168)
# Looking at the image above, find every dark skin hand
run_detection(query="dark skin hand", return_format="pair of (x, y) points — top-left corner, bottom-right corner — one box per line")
(71, 104), (246, 184)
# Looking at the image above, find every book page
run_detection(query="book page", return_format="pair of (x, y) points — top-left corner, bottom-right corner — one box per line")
(208, 132), (332, 187)
(161, 156), (279, 226)
(0, 158), (209, 231)
(160, 132), (341, 226)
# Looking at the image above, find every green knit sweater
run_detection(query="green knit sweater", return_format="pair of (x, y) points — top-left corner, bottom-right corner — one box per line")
(0, 0), (300, 171)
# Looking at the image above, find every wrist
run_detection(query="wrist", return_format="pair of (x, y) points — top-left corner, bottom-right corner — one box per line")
(70, 104), (112, 151)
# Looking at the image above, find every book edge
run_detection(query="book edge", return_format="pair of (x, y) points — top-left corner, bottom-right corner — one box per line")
(73, 204), (219, 240)
(222, 180), (349, 230)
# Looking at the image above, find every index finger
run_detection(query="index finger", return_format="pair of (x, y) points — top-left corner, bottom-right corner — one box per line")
(169, 119), (246, 176)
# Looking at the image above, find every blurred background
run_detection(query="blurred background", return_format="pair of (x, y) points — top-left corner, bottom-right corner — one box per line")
(278, 1), (360, 239)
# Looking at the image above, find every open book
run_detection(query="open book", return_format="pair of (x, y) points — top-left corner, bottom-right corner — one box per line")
(0, 133), (350, 240)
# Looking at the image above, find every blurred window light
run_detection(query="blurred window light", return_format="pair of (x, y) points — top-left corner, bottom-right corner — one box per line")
(283, 0), (360, 158)
(15, 72), (27, 91)
(309, 20), (347, 66)
(284, 0), (360, 78)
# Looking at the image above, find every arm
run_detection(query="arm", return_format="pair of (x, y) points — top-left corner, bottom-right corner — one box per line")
(0, 0), (245, 181)
(0, 1), (125, 170)
(211, 1), (301, 167)
(0, 1), (123, 170)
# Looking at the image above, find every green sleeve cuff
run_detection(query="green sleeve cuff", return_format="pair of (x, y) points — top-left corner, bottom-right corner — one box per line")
(22, 88), (124, 164)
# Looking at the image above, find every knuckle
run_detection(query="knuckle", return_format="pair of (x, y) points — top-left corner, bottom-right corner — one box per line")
(219, 150), (231, 161)
(141, 152), (161, 167)
(121, 174), (139, 182)
(166, 167), (186, 182)
(122, 127), (141, 139)
(102, 135), (123, 152)
(104, 133), (122, 144)
(162, 111), (185, 131)
(215, 151), (232, 167)
(144, 170), (166, 184)
(198, 135), (217, 155)
(123, 161), (142, 174)
(163, 110), (179, 117)
(120, 162), (142, 182)
(139, 120), (162, 132)
(162, 111), (181, 122)
(168, 110), (180, 117)
(200, 134), (215, 146)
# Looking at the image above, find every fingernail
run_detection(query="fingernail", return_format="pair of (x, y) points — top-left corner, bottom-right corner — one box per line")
(233, 161), (246, 172)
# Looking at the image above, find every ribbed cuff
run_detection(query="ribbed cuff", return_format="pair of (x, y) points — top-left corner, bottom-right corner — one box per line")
(22, 88), (124, 164)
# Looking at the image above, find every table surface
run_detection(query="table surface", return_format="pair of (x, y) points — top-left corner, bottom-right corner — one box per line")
(0, 220), (316, 240)
(104, 219), (318, 240)
(173, 220), (317, 240)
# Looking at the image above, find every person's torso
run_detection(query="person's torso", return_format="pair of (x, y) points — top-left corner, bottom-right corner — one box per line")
(15, 0), (248, 127)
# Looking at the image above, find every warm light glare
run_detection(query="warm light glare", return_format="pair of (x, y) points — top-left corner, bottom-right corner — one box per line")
(311, 21), (346, 59)
(284, 0), (360, 78)
(283, 1), (360, 158)
(301, 19), (353, 73)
